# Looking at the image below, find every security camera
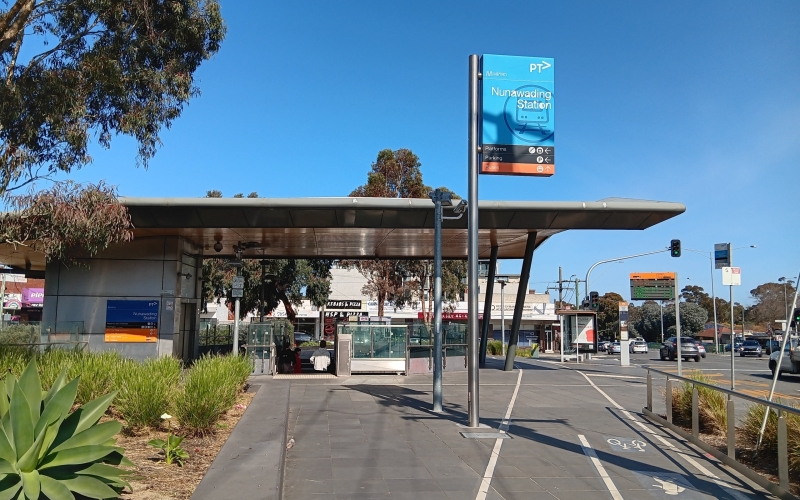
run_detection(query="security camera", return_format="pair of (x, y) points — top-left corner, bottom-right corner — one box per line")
(213, 241), (223, 252)
(452, 199), (468, 215)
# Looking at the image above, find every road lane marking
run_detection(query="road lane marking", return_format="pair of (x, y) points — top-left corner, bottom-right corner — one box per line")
(578, 371), (754, 500)
(475, 367), (523, 500)
(578, 434), (624, 500)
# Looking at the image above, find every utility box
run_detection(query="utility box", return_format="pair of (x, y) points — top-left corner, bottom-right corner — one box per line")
(336, 333), (352, 377)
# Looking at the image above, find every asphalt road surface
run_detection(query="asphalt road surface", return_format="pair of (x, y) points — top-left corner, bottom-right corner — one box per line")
(587, 350), (800, 403)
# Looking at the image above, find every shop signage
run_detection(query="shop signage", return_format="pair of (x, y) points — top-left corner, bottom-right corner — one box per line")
(481, 54), (555, 176)
(104, 300), (159, 343)
(326, 300), (362, 310)
(22, 288), (43, 308)
(416, 312), (483, 321)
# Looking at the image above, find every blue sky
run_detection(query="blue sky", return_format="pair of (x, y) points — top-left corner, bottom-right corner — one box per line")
(53, 0), (800, 307)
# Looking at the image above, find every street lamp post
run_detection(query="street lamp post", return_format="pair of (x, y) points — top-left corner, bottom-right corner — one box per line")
(685, 249), (721, 354)
(660, 300), (665, 343)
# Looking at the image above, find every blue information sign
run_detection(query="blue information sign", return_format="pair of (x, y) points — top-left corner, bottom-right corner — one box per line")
(481, 54), (555, 176)
(105, 300), (159, 342)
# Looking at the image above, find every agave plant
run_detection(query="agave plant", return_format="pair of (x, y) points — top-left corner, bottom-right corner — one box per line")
(0, 359), (132, 499)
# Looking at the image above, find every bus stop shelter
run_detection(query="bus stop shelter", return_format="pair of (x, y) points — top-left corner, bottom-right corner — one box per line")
(0, 196), (685, 362)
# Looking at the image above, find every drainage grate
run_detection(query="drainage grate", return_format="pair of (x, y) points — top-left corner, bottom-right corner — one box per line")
(460, 432), (511, 439)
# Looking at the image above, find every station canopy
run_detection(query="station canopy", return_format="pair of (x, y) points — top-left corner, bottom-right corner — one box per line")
(1, 196), (685, 272)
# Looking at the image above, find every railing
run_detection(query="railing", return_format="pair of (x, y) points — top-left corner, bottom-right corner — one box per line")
(644, 365), (799, 497)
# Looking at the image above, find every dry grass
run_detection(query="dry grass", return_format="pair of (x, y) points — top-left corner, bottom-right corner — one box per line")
(118, 390), (256, 500)
(670, 370), (728, 434)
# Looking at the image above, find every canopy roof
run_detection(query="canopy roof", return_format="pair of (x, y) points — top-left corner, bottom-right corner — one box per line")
(1, 196), (684, 272)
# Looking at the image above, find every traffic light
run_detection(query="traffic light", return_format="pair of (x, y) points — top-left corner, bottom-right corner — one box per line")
(590, 291), (600, 310)
(792, 308), (800, 328)
(670, 239), (681, 257)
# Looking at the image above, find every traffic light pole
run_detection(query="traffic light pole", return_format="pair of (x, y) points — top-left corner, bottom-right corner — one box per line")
(585, 249), (669, 300)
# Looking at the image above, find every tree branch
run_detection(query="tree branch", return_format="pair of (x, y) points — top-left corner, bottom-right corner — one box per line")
(0, 0), (36, 54)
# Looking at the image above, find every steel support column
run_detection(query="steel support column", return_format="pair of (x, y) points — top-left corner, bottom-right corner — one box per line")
(504, 232), (536, 371)
(479, 246), (498, 368)
(467, 54), (480, 427)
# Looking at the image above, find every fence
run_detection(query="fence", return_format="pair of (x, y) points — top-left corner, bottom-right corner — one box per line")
(644, 365), (799, 499)
(0, 322), (87, 350)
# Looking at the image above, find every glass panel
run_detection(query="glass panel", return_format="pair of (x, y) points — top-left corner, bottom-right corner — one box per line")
(410, 324), (432, 345)
(408, 346), (431, 359)
(372, 326), (407, 358)
(443, 323), (467, 345)
(352, 325), (372, 358)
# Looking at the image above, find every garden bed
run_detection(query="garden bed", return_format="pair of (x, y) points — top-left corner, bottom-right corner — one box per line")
(119, 390), (256, 500)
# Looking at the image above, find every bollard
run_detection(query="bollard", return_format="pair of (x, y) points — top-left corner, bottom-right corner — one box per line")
(779, 411), (788, 491)
(727, 396), (735, 459)
(666, 379), (673, 424)
(691, 387), (699, 438)
(646, 371), (653, 412)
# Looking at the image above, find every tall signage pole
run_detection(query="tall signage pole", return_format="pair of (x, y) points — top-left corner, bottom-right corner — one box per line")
(467, 54), (480, 428)
(675, 272), (682, 377)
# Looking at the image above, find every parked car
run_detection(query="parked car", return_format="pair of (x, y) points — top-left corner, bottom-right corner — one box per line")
(693, 340), (707, 358)
(764, 340), (781, 354)
(609, 342), (622, 354)
(630, 340), (648, 354)
(725, 342), (744, 353)
(769, 339), (800, 377)
(293, 332), (313, 344)
(597, 341), (607, 352)
(660, 337), (701, 362)
(739, 339), (763, 357)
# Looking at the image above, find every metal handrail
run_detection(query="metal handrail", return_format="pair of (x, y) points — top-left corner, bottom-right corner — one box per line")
(644, 365), (800, 417)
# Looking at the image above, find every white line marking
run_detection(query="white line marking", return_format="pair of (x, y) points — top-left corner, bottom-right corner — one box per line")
(578, 434), (624, 500)
(586, 374), (645, 379)
(475, 368), (523, 500)
(577, 371), (753, 500)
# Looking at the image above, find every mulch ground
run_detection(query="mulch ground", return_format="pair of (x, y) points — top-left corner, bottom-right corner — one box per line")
(115, 390), (256, 500)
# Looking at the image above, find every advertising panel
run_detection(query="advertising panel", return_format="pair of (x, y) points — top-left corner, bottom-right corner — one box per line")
(104, 300), (159, 343)
(481, 54), (555, 176)
(619, 302), (629, 341)
(574, 315), (595, 344)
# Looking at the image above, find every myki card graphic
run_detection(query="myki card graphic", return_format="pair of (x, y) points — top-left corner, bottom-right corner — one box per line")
(481, 54), (555, 176)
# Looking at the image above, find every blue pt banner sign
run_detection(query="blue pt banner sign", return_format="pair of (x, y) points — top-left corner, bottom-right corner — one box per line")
(481, 54), (555, 176)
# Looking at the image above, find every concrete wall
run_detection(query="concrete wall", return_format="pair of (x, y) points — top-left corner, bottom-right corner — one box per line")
(42, 236), (201, 360)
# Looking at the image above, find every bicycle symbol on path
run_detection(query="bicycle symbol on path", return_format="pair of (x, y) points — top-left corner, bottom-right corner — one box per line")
(606, 437), (647, 452)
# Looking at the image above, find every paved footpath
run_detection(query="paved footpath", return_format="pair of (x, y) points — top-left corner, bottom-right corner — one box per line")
(279, 357), (776, 500)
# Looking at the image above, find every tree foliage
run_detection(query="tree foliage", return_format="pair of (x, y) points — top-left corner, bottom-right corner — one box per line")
(346, 148), (466, 319)
(0, 180), (132, 262)
(596, 292), (623, 339)
(0, 0), (226, 195)
(748, 281), (796, 325)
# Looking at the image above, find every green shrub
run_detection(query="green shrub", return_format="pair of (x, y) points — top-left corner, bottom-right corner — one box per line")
(487, 340), (503, 355)
(516, 347), (532, 357)
(670, 370), (727, 433)
(67, 350), (124, 405)
(172, 354), (248, 434)
(115, 356), (182, 428)
(0, 324), (38, 345)
(0, 360), (132, 499)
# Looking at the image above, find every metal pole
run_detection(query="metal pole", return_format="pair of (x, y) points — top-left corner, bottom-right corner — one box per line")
(710, 253), (719, 354)
(757, 269), (800, 449)
(500, 282), (505, 356)
(233, 270), (241, 356)
(730, 283), (735, 390)
(575, 277), (580, 308)
(467, 54), (480, 428)
(660, 300), (664, 343)
(676, 273), (682, 377)
(433, 192), (444, 413)
(0, 272), (5, 330)
(558, 266), (563, 352)
(259, 261), (266, 323)
(0, 272), (6, 329)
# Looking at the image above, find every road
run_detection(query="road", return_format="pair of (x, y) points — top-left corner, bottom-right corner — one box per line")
(588, 350), (800, 403)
